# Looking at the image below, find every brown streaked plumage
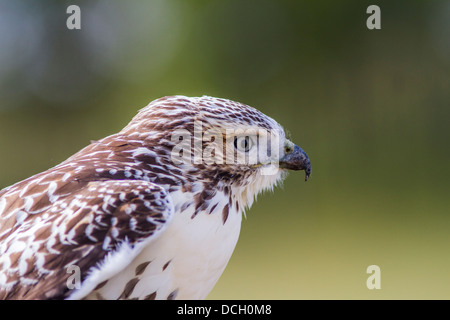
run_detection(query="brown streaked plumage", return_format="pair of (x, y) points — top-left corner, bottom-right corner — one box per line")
(0, 95), (311, 300)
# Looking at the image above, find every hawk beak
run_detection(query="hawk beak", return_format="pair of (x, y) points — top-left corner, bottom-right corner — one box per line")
(279, 144), (311, 181)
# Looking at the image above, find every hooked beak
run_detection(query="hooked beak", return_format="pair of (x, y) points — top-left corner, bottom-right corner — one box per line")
(279, 144), (311, 181)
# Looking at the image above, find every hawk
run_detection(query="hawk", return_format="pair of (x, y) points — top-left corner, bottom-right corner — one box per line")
(0, 95), (311, 300)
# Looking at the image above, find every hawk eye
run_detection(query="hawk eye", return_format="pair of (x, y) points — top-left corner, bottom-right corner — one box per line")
(234, 136), (254, 152)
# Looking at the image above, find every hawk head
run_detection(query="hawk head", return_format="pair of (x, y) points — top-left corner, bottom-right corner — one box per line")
(120, 95), (311, 209)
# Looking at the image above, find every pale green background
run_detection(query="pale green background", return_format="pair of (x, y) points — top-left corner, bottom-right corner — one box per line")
(0, 0), (449, 299)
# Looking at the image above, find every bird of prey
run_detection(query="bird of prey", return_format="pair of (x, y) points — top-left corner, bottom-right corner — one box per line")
(0, 95), (311, 300)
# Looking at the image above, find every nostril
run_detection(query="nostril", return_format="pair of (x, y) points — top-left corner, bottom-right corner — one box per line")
(284, 146), (293, 154)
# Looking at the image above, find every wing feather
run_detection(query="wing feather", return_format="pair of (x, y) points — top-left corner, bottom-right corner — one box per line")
(0, 177), (173, 300)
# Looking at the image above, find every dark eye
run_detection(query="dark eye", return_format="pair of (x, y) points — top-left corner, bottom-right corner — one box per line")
(234, 136), (254, 152)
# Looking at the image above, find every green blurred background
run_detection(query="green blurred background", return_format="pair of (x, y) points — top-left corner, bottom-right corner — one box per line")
(0, 0), (449, 299)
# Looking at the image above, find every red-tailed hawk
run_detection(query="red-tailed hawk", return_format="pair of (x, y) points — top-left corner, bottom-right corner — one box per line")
(0, 96), (311, 300)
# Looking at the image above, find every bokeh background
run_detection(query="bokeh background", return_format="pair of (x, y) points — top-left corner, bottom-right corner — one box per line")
(0, 0), (449, 299)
